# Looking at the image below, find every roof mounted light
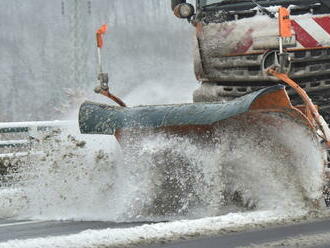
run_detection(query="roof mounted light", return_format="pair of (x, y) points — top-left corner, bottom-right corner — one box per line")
(174, 3), (195, 19)
(171, 0), (186, 10)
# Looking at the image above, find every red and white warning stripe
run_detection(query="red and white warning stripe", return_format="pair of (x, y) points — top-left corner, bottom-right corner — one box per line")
(226, 15), (330, 54)
(292, 16), (330, 48)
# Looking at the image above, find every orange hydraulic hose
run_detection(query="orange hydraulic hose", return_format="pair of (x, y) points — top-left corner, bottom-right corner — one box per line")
(268, 68), (330, 147)
(100, 90), (127, 107)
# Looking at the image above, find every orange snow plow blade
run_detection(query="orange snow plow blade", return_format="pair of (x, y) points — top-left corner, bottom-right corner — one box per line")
(79, 85), (320, 145)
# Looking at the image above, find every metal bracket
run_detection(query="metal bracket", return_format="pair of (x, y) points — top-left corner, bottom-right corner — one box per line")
(261, 50), (291, 75)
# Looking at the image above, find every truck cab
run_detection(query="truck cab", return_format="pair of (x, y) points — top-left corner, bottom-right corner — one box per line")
(172, 0), (330, 117)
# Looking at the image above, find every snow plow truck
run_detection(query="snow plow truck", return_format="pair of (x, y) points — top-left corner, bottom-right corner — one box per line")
(79, 0), (330, 209)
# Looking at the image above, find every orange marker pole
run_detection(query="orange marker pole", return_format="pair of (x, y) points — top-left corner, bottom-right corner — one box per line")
(96, 24), (108, 48)
(96, 24), (108, 74)
(278, 7), (292, 53)
(94, 24), (127, 107)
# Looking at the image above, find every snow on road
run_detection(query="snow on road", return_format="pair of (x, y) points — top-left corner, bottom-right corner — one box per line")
(0, 113), (327, 247)
(240, 229), (330, 248)
(0, 210), (310, 248)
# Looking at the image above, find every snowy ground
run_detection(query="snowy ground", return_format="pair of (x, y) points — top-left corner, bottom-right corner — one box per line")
(0, 210), (318, 248)
(240, 228), (330, 248)
(0, 114), (328, 247)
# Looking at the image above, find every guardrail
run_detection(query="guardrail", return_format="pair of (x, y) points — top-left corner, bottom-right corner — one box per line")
(0, 121), (73, 134)
(0, 120), (74, 159)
